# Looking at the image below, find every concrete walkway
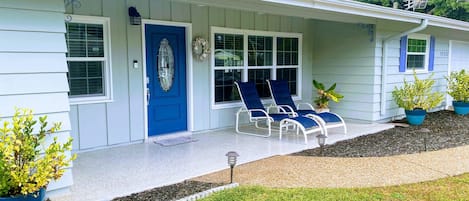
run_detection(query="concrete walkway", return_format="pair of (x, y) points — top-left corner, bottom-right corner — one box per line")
(194, 145), (469, 188)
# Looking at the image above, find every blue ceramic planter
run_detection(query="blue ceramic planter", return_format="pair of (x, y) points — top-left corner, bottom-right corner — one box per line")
(0, 188), (45, 201)
(453, 101), (469, 115)
(405, 109), (426, 125)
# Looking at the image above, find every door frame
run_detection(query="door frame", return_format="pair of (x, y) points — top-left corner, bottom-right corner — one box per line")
(141, 20), (193, 140)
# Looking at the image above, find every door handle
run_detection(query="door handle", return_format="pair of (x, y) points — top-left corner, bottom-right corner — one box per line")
(147, 88), (151, 105)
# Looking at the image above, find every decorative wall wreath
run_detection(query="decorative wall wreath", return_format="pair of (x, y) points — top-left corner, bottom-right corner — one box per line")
(192, 37), (210, 61)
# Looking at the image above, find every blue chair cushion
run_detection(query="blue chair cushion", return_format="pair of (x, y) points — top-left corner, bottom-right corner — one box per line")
(290, 116), (319, 129)
(269, 113), (290, 121)
(297, 110), (341, 123)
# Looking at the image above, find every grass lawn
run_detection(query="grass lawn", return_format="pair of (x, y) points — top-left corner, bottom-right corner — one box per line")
(201, 173), (469, 201)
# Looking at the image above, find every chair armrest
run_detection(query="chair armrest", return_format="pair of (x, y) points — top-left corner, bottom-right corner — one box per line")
(266, 105), (289, 114)
(297, 102), (315, 110)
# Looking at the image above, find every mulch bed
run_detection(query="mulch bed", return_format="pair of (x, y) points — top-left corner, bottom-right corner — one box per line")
(112, 110), (468, 200)
(112, 180), (225, 201)
(293, 110), (469, 157)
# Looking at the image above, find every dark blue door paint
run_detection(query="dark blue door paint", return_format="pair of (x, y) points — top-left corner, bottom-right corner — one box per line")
(145, 24), (187, 136)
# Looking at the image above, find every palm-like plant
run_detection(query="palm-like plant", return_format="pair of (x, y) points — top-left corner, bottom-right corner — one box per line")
(313, 80), (344, 109)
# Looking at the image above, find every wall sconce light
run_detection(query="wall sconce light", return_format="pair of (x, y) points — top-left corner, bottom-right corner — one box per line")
(128, 7), (141, 25)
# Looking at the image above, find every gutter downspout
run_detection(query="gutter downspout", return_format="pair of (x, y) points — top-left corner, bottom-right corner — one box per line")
(380, 19), (428, 116)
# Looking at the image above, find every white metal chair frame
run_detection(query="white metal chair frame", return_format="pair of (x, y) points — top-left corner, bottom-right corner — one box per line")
(266, 80), (347, 135)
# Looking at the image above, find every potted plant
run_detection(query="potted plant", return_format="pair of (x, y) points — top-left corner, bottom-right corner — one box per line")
(313, 80), (344, 112)
(392, 72), (444, 125)
(0, 108), (76, 201)
(446, 69), (469, 115)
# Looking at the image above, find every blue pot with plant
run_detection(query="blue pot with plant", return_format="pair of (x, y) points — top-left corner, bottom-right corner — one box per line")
(446, 69), (469, 115)
(392, 72), (444, 125)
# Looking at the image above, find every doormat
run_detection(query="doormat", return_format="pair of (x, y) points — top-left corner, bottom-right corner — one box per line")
(154, 136), (198, 146)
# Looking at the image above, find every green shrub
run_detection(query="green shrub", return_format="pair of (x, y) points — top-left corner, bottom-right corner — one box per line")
(446, 69), (469, 102)
(313, 80), (344, 109)
(0, 108), (76, 197)
(392, 72), (444, 110)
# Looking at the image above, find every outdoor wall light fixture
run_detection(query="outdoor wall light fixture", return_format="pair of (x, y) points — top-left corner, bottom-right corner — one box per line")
(128, 7), (141, 25)
(316, 134), (327, 156)
(225, 151), (239, 184)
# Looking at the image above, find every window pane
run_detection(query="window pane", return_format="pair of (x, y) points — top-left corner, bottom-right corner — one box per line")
(214, 33), (244, 67)
(68, 61), (87, 77)
(67, 23), (86, 40)
(248, 36), (273, 66)
(277, 37), (299, 66)
(276, 68), (297, 95)
(214, 69), (242, 102)
(87, 41), (104, 57)
(69, 79), (87, 96)
(86, 24), (103, 40)
(248, 69), (271, 98)
(67, 61), (104, 97)
(408, 38), (426, 53)
(407, 55), (425, 69)
(67, 40), (86, 57)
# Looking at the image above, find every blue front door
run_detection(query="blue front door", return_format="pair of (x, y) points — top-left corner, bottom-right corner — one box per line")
(145, 24), (187, 136)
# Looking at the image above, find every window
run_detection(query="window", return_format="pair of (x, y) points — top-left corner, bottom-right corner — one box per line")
(65, 15), (112, 104)
(403, 34), (430, 72)
(212, 27), (302, 108)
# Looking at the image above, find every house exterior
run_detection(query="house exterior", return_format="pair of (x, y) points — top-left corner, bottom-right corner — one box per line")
(1, 0), (469, 195)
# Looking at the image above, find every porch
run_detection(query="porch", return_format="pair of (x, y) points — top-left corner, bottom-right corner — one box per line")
(55, 122), (393, 201)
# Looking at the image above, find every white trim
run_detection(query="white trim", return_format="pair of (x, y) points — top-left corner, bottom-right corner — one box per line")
(65, 15), (113, 105)
(405, 33), (430, 74)
(210, 26), (303, 109)
(141, 19), (193, 140)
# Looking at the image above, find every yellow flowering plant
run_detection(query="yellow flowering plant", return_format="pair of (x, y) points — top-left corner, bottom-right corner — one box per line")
(0, 108), (76, 197)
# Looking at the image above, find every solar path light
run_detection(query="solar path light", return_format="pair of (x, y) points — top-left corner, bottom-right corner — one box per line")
(225, 151), (239, 183)
(316, 134), (328, 156)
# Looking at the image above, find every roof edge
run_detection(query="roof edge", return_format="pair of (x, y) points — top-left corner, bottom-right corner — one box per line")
(262, 0), (469, 32)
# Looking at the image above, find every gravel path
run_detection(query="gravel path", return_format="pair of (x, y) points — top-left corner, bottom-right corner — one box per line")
(113, 110), (469, 200)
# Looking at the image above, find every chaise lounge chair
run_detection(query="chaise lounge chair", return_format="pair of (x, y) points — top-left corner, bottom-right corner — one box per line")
(234, 81), (324, 143)
(267, 80), (347, 135)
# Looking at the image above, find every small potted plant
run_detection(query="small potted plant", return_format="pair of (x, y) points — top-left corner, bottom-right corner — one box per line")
(392, 72), (444, 125)
(0, 108), (76, 201)
(313, 80), (344, 112)
(446, 69), (469, 115)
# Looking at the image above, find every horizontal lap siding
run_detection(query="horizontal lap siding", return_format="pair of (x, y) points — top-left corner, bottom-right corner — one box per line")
(375, 22), (449, 120)
(312, 20), (378, 121)
(0, 0), (72, 193)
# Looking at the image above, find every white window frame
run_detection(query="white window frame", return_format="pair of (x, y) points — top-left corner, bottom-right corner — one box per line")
(210, 27), (302, 109)
(405, 33), (430, 74)
(65, 15), (113, 105)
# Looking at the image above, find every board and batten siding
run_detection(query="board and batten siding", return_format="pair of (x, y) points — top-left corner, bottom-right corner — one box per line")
(0, 0), (73, 194)
(312, 20), (379, 121)
(66, 0), (314, 150)
(374, 21), (449, 121)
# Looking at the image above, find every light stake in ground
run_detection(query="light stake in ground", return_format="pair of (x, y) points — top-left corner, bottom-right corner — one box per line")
(316, 134), (327, 156)
(225, 151), (239, 184)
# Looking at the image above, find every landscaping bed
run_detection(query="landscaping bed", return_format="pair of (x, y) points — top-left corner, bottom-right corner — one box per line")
(293, 110), (469, 157)
(112, 180), (225, 201)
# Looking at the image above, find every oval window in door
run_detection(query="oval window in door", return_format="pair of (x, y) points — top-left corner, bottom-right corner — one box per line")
(157, 38), (174, 92)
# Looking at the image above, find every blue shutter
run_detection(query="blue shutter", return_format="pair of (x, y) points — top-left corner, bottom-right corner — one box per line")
(428, 35), (435, 71)
(399, 35), (407, 72)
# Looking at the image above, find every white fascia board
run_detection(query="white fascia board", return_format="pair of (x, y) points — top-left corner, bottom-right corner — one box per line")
(263, 0), (469, 32)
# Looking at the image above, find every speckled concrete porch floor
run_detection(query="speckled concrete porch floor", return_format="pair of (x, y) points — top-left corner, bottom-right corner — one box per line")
(53, 122), (393, 201)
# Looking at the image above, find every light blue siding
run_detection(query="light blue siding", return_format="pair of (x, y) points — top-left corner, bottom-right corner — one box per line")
(0, 0), (72, 193)
(312, 20), (378, 121)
